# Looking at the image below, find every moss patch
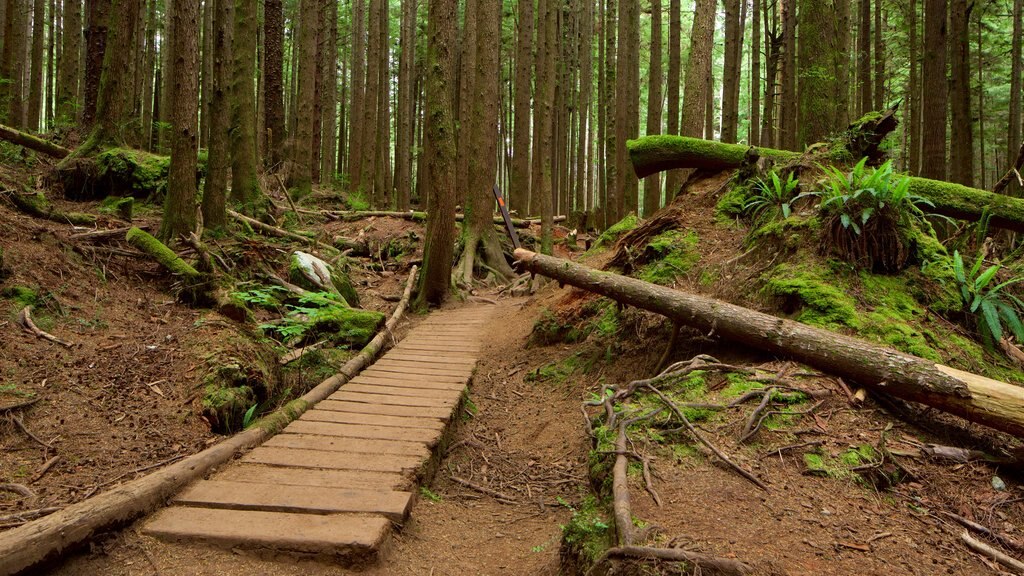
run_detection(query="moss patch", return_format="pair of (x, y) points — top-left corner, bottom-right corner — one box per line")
(763, 263), (860, 330)
(637, 230), (699, 285)
(591, 213), (639, 251)
(95, 148), (171, 199)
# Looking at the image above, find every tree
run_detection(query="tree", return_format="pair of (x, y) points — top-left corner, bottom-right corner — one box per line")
(602, 0), (617, 224)
(511, 0), (533, 214)
(320, 0), (339, 181)
(348, 0), (366, 191)
(617, 0), (639, 216)
(56, 0), (81, 125)
(873, 0), (884, 110)
(28, 0), (45, 131)
(263, 0), (285, 169)
(663, 0), (682, 196)
(643, 0), (663, 217)
(230, 0), (262, 208)
(537, 0), (556, 250)
(858, 0), (871, 115)
(395, 0), (415, 210)
(920, 0), (947, 180)
(681, 0), (715, 141)
(721, 0), (741, 144)
(750, 0), (761, 146)
(907, 0), (920, 174)
(161, 0), (200, 240)
(798, 0), (842, 146)
(417, 0), (458, 306)
(201, 0), (232, 231)
(948, 0), (972, 186)
(287, 0), (317, 195)
(1009, 0), (1022, 190)
(76, 0), (139, 152)
(779, 0), (797, 149)
(1, 0), (28, 127)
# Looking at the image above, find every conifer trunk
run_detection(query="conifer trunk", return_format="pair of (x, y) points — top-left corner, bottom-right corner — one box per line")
(642, 0), (662, 217)
(347, 0), (366, 190)
(921, 0), (947, 180)
(230, 0), (261, 207)
(27, 0), (45, 131)
(664, 0), (682, 196)
(394, 0), (415, 210)
(721, 0), (741, 144)
(778, 0), (796, 149)
(161, 0), (200, 240)
(263, 0), (285, 169)
(1008, 0), (1022, 192)
(201, 0), (231, 231)
(858, 0), (872, 115)
(511, 0), (533, 215)
(56, 0), (80, 125)
(948, 0), (972, 186)
(288, 0), (316, 194)
(750, 0), (761, 147)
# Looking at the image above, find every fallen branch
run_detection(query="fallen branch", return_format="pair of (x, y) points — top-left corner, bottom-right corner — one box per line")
(994, 142), (1024, 195)
(0, 397), (40, 413)
(591, 545), (752, 576)
(515, 248), (1024, 439)
(0, 267), (419, 576)
(1, 187), (95, 226)
(69, 226), (148, 241)
(449, 475), (517, 502)
(31, 456), (61, 483)
(0, 123), (71, 158)
(18, 306), (74, 348)
(941, 511), (1024, 553)
(0, 484), (35, 499)
(612, 424), (635, 546)
(279, 339), (329, 365)
(9, 414), (53, 451)
(227, 209), (337, 254)
(960, 530), (1024, 574)
(0, 507), (61, 526)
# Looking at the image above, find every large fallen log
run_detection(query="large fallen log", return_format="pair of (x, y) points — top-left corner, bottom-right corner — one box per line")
(513, 248), (1024, 439)
(627, 135), (1024, 233)
(0, 123), (71, 158)
(0, 268), (418, 576)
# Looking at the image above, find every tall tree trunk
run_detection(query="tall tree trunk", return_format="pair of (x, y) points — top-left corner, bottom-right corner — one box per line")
(579, 0), (595, 215)
(394, 0), (414, 209)
(230, 0), (262, 207)
(760, 0), (779, 147)
(56, 0), (80, 126)
(1009, 0), (1022, 192)
(263, 0), (284, 169)
(798, 0), (841, 146)
(778, 0), (796, 149)
(873, 0), (884, 110)
(536, 0), (556, 249)
(681, 0), (713, 158)
(79, 0), (138, 150)
(663, 0), (682, 196)
(201, 0), (231, 231)
(417, 0), (457, 306)
(721, 0), (741, 144)
(597, 0), (607, 223)
(1, 0), (28, 127)
(287, 0), (316, 194)
(704, 64), (714, 139)
(199, 0), (212, 148)
(347, 0), (366, 190)
(857, 0), (871, 115)
(948, 0), (972, 186)
(157, 0), (173, 151)
(834, 0), (850, 127)
(615, 0), (639, 219)
(975, 5), (984, 188)
(321, 0), (338, 181)
(601, 0), (617, 225)
(456, 0), (478, 209)
(643, 0), (662, 217)
(921, 0), (947, 180)
(27, 0), (45, 130)
(374, 0), (390, 208)
(908, 0), (920, 174)
(358, 0), (382, 201)
(161, 0), (199, 240)
(46, 0), (56, 129)
(511, 0), (533, 214)
(750, 0), (761, 146)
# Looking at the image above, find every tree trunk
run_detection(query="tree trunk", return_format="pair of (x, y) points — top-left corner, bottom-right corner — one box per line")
(797, 0), (841, 146)
(1, 0), (28, 127)
(230, 0), (261, 208)
(56, 0), (81, 126)
(157, 0), (173, 151)
(374, 0), (390, 207)
(627, 135), (1024, 233)
(873, 0), (884, 110)
(681, 0), (713, 141)
(160, 0), (199, 240)
(538, 0), (556, 250)
(948, 0), (972, 187)
(578, 0), (594, 215)
(663, 0), (682, 197)
(0, 123), (71, 157)
(456, 0), (477, 210)
(908, 0), (920, 174)
(857, 0), (871, 115)
(513, 248), (1024, 439)
(78, 0), (138, 151)
(834, 0), (850, 127)
(347, 0), (366, 191)
(921, 0), (947, 181)
(199, 0), (212, 148)
(264, 0), (285, 170)
(27, 0), (45, 131)
(750, 0), (761, 147)
(358, 0), (382, 202)
(417, 0), (457, 306)
(601, 0), (617, 225)
(201, 0), (232, 231)
(760, 1), (779, 147)
(511, 0), (533, 215)
(721, 0), (741, 144)
(621, 0), (639, 216)
(1008, 0), (1022, 194)
(642, 0), (662, 217)
(287, 0), (316, 195)
(778, 0), (796, 150)
(394, 0), (414, 210)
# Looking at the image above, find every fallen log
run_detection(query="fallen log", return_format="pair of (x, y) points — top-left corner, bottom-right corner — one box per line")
(0, 187), (96, 226)
(228, 209), (338, 255)
(0, 123), (71, 158)
(318, 209), (566, 228)
(0, 267), (418, 576)
(627, 135), (1024, 233)
(513, 248), (1024, 438)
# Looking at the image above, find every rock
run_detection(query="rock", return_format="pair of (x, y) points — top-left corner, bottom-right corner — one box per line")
(289, 251), (360, 307)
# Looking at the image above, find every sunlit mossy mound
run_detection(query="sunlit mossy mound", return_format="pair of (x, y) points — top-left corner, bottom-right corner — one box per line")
(538, 163), (1024, 386)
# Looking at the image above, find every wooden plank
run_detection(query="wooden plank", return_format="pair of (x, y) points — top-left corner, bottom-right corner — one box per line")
(365, 363), (474, 378)
(349, 374), (469, 390)
(374, 359), (476, 374)
(378, 354), (477, 366)
(242, 446), (425, 473)
(144, 507), (390, 561)
(299, 408), (446, 429)
(360, 368), (468, 383)
(173, 480), (413, 522)
(284, 420), (443, 444)
(329, 391), (458, 408)
(316, 399), (453, 419)
(264, 433), (430, 457)
(217, 463), (408, 490)
(343, 382), (465, 399)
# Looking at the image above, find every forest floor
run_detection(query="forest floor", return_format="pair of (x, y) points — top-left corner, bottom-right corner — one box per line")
(2, 154), (1023, 575)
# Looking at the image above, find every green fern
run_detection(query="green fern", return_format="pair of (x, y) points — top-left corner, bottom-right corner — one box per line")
(953, 250), (1024, 347)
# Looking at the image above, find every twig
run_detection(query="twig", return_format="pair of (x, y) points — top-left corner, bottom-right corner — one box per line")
(279, 340), (329, 365)
(9, 414), (53, 451)
(653, 323), (681, 375)
(761, 440), (824, 459)
(31, 455), (61, 483)
(941, 511), (1024, 553)
(449, 475), (517, 502)
(960, 530), (1024, 574)
(0, 506), (60, 525)
(646, 384), (769, 492)
(0, 396), (40, 412)
(69, 225), (148, 241)
(18, 306), (74, 347)
(739, 388), (775, 442)
(274, 173), (300, 217)
(591, 546), (752, 576)
(0, 483), (35, 498)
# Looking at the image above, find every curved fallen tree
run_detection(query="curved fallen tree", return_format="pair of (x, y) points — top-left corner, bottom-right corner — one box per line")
(627, 135), (1024, 233)
(514, 248), (1024, 439)
(0, 269), (418, 576)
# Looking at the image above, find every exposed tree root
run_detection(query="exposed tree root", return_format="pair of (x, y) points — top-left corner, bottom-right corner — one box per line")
(18, 306), (74, 348)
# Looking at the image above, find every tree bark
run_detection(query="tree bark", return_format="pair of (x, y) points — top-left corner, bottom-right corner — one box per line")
(27, 0), (45, 131)
(456, 0), (477, 209)
(1, 0), (28, 127)
(77, 0), (138, 151)
(160, 0), (199, 240)
(201, 0), (232, 231)
(750, 0), (760, 147)
(921, 0), (947, 181)
(394, 0), (415, 210)
(1010, 0), (1023, 194)
(417, 0), (458, 305)
(797, 0), (841, 147)
(628, 135), (1024, 233)
(56, 0), (81, 126)
(642, 0), (662, 217)
(514, 248), (1024, 438)
(681, 0), (714, 140)
(511, 0), (533, 215)
(538, 0), (556, 250)
(948, 0), (972, 187)
(348, 0), (366, 190)
(230, 0), (262, 208)
(287, 0), (316, 195)
(0, 122), (71, 157)
(858, 0), (871, 115)
(873, 0), (884, 110)
(199, 0), (212, 148)
(908, 0), (920, 174)
(663, 0), (682, 196)
(760, 1), (779, 147)
(601, 0), (617, 225)
(778, 0), (797, 150)
(263, 0), (285, 170)
(578, 0), (594, 215)
(721, 0), (741, 144)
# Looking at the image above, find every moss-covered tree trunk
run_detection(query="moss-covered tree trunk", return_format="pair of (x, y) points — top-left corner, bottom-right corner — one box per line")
(286, 0), (316, 195)
(230, 0), (262, 209)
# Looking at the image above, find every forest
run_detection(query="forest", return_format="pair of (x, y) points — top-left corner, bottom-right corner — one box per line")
(1, 0), (1024, 573)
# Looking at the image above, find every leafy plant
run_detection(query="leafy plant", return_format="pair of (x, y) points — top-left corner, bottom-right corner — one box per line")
(743, 170), (800, 223)
(242, 403), (260, 428)
(232, 284), (288, 309)
(952, 250), (1024, 347)
(419, 486), (442, 502)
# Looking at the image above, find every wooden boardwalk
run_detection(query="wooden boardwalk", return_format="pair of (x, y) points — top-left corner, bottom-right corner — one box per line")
(143, 306), (493, 564)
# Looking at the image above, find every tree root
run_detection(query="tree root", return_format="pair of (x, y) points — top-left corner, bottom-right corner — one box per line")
(17, 307), (74, 348)
(588, 546), (752, 576)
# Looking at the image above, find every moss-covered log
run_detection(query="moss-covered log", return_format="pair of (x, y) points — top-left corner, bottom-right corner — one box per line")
(628, 135), (1024, 233)
(0, 123), (72, 158)
(1, 186), (96, 225)
(53, 147), (207, 201)
(125, 227), (201, 280)
(515, 248), (1024, 439)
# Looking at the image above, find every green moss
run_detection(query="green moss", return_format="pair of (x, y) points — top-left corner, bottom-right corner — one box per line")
(254, 398), (310, 434)
(716, 183), (750, 219)
(526, 352), (582, 384)
(749, 215), (821, 249)
(309, 307), (385, 347)
(637, 230), (700, 285)
(125, 227), (201, 279)
(560, 495), (612, 565)
(2, 286), (39, 309)
(841, 444), (878, 466)
(592, 213), (639, 250)
(96, 148), (171, 198)
(98, 196), (134, 220)
(763, 264), (860, 330)
(6, 189), (96, 225)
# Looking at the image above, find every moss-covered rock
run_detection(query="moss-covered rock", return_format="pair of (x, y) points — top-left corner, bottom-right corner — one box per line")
(99, 196), (134, 220)
(307, 306), (384, 347)
(289, 251), (359, 306)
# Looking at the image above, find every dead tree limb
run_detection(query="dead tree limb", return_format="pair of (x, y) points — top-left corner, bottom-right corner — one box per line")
(514, 248), (1024, 439)
(227, 209), (337, 254)
(612, 424), (635, 546)
(0, 123), (71, 158)
(994, 142), (1024, 195)
(17, 307), (73, 348)
(592, 546), (753, 576)
(627, 135), (1024, 233)
(960, 530), (1024, 574)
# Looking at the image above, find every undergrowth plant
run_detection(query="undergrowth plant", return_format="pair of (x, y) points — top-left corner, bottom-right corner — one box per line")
(743, 170), (799, 224)
(808, 158), (939, 271)
(952, 250), (1024, 347)
(258, 290), (346, 342)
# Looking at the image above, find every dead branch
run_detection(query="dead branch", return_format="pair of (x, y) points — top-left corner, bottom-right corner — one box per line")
(449, 475), (516, 502)
(30, 456), (60, 483)
(227, 209), (337, 255)
(9, 414), (53, 451)
(960, 530), (1024, 574)
(18, 306), (74, 348)
(742, 400), (826, 444)
(0, 484), (35, 499)
(69, 226), (149, 241)
(739, 389), (775, 442)
(279, 339), (329, 365)
(0, 397), (40, 413)
(0, 507), (61, 526)
(994, 142), (1024, 195)
(612, 423), (635, 546)
(941, 511), (1024, 553)
(591, 545), (752, 576)
(0, 123), (71, 157)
